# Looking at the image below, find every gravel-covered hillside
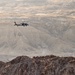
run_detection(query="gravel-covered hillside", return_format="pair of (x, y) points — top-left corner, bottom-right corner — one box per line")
(0, 17), (75, 61)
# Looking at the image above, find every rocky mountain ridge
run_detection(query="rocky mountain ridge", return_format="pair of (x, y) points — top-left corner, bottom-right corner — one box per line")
(0, 55), (75, 75)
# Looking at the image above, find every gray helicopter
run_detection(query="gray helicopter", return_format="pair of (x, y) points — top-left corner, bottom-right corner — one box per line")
(14, 22), (29, 26)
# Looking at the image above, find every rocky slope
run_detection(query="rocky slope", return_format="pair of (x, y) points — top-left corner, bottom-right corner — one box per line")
(0, 55), (75, 75)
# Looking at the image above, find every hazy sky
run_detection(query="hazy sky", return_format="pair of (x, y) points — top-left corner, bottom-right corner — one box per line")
(0, 0), (75, 18)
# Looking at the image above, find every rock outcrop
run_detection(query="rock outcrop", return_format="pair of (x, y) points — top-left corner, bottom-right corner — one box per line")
(0, 55), (75, 75)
